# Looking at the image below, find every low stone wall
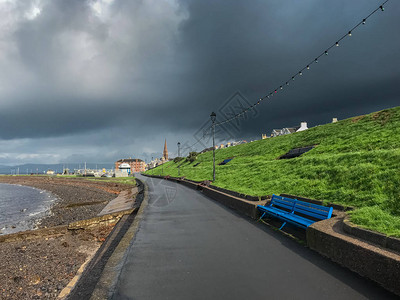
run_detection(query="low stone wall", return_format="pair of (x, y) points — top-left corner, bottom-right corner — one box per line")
(201, 186), (265, 220)
(142, 173), (268, 201)
(68, 209), (135, 230)
(307, 217), (400, 296)
(343, 217), (400, 254)
(208, 185), (268, 201)
(179, 180), (200, 190)
(0, 225), (68, 243)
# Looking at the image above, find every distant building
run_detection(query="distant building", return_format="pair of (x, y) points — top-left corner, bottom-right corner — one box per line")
(147, 140), (170, 170)
(215, 140), (247, 149)
(332, 118), (338, 123)
(296, 122), (308, 132)
(271, 129), (283, 137)
(163, 139), (168, 161)
(148, 158), (159, 169)
(281, 126), (300, 135)
(115, 158), (146, 176)
(46, 169), (55, 175)
(271, 122), (308, 137)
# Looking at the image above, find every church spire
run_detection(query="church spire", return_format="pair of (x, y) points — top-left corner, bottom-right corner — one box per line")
(163, 139), (168, 160)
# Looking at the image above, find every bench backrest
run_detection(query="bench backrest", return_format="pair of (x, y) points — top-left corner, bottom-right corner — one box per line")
(270, 194), (333, 220)
(270, 194), (297, 212)
(293, 200), (333, 220)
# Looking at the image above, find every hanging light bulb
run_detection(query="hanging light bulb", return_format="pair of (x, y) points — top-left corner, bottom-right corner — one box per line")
(325, 51), (328, 55)
(336, 42), (339, 46)
(348, 31), (352, 36)
(306, 65), (310, 70)
(315, 58), (318, 63)
(274, 90), (277, 93)
(299, 71), (303, 75)
(380, 5), (384, 11)
(362, 19), (366, 25)
(286, 82), (289, 86)
(280, 86), (283, 90)
(292, 76), (295, 80)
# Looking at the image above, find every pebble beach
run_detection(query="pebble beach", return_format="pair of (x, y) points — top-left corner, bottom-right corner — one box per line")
(0, 175), (134, 299)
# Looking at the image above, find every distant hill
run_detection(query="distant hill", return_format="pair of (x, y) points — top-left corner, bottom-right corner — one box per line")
(0, 163), (114, 175)
(147, 106), (400, 236)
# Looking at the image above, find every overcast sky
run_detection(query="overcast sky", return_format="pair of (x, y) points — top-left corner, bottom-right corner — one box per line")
(0, 0), (399, 165)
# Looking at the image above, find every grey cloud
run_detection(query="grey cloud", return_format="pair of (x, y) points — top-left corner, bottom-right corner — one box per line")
(0, 0), (399, 164)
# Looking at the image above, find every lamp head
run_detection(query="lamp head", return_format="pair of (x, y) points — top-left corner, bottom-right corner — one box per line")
(210, 112), (216, 123)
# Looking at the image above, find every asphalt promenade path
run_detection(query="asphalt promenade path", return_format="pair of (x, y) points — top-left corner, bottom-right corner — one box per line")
(113, 174), (396, 300)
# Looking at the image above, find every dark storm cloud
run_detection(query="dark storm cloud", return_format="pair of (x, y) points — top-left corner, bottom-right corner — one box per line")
(175, 0), (400, 134)
(0, 0), (399, 163)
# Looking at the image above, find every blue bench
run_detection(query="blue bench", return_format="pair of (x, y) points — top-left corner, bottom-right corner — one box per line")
(257, 194), (333, 229)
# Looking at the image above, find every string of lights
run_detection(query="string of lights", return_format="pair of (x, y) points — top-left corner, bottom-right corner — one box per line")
(179, 125), (213, 155)
(214, 0), (390, 127)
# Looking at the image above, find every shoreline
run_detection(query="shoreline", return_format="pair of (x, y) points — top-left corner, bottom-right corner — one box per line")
(0, 182), (58, 235)
(0, 175), (134, 299)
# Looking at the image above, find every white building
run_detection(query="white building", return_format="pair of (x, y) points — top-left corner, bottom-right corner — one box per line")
(271, 122), (308, 137)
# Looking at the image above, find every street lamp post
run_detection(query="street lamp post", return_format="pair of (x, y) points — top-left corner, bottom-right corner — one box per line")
(177, 142), (181, 176)
(210, 112), (216, 182)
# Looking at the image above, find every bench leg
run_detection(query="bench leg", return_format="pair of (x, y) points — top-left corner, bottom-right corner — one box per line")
(259, 212), (266, 221)
(279, 222), (287, 230)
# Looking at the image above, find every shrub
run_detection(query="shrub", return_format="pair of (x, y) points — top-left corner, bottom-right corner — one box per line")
(187, 152), (198, 163)
(173, 157), (184, 163)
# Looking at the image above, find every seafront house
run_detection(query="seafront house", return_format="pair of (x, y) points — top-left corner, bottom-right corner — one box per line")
(270, 121), (308, 137)
(115, 158), (146, 177)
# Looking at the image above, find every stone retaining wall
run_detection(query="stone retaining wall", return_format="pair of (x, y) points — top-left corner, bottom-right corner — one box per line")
(343, 217), (400, 254)
(201, 186), (265, 219)
(208, 185), (268, 201)
(307, 217), (400, 296)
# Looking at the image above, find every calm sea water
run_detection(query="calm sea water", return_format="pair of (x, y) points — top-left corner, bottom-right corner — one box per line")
(0, 183), (58, 235)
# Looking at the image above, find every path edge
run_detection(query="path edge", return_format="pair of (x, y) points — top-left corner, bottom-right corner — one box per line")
(88, 178), (149, 300)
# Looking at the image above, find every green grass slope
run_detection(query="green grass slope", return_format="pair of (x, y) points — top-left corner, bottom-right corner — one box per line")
(147, 107), (400, 236)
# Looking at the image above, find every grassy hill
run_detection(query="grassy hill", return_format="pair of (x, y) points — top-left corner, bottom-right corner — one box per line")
(147, 106), (400, 236)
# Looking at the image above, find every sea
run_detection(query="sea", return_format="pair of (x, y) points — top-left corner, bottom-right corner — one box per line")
(0, 183), (58, 235)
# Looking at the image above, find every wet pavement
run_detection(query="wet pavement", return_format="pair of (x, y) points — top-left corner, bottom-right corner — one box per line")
(113, 174), (396, 299)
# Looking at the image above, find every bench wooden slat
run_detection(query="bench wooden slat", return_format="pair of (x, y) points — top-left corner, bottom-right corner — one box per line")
(257, 194), (333, 229)
(270, 199), (295, 212)
(293, 204), (332, 220)
(294, 200), (332, 212)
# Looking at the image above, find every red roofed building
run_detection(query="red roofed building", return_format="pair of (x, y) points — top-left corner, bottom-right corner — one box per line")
(115, 158), (146, 174)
